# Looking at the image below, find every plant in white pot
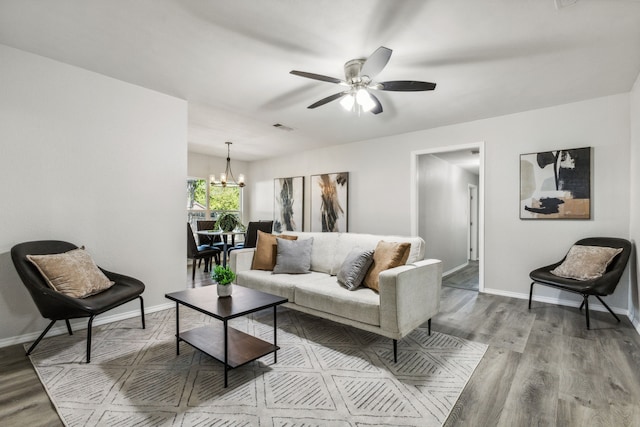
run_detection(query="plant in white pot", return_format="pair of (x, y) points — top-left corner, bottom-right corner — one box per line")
(211, 265), (235, 297)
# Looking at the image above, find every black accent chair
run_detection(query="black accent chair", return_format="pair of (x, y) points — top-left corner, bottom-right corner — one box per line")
(529, 237), (631, 329)
(227, 220), (274, 255)
(187, 222), (221, 280)
(11, 240), (145, 363)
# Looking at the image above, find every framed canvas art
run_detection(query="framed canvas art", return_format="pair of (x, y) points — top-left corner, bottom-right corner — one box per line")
(274, 176), (304, 233)
(310, 172), (348, 232)
(520, 147), (591, 219)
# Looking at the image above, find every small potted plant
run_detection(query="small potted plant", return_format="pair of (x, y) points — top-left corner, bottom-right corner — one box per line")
(211, 264), (235, 297)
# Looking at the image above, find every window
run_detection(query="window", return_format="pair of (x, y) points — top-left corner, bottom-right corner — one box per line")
(187, 178), (243, 229)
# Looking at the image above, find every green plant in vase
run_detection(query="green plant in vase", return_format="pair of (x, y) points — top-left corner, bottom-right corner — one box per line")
(212, 265), (235, 297)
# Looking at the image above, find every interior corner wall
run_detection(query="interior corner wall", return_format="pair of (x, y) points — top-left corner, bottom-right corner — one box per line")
(417, 155), (479, 273)
(629, 72), (640, 326)
(0, 44), (187, 344)
(247, 93), (631, 311)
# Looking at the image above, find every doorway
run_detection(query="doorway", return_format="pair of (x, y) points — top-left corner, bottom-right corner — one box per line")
(411, 143), (484, 292)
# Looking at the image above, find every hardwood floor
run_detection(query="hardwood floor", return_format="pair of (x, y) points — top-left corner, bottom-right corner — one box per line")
(443, 260), (479, 291)
(2, 267), (640, 426)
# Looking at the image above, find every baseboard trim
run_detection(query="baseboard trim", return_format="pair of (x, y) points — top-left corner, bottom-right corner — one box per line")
(0, 302), (174, 349)
(482, 287), (630, 317)
(443, 262), (470, 277)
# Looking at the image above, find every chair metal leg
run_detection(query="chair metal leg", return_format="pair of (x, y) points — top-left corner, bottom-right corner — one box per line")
(393, 339), (398, 363)
(428, 318), (432, 336)
(579, 300), (585, 310)
(139, 296), (146, 329)
(192, 259), (196, 281)
(26, 320), (56, 355)
(583, 295), (590, 330)
(86, 315), (96, 363)
(65, 319), (73, 335)
(528, 282), (534, 309)
(595, 295), (621, 323)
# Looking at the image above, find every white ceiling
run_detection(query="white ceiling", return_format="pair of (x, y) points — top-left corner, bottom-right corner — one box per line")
(1, 0), (640, 161)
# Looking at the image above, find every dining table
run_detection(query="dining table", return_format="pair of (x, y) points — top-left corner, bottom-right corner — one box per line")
(196, 230), (245, 268)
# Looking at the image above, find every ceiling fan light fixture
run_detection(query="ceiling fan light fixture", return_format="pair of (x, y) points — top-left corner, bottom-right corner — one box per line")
(356, 88), (375, 112)
(340, 93), (355, 111)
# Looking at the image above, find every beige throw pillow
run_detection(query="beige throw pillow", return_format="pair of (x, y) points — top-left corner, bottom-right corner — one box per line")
(550, 245), (623, 281)
(363, 241), (411, 292)
(252, 231), (298, 271)
(27, 248), (115, 298)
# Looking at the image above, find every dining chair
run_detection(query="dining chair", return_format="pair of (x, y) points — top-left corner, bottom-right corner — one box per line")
(187, 223), (221, 280)
(227, 220), (273, 254)
(196, 220), (221, 265)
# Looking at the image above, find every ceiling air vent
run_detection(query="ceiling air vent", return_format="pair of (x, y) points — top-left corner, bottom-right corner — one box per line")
(273, 123), (294, 131)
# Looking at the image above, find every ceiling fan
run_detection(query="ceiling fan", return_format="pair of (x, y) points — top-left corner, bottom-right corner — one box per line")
(290, 46), (436, 114)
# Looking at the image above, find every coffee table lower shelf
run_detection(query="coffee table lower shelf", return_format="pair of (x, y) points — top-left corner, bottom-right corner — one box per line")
(178, 325), (279, 368)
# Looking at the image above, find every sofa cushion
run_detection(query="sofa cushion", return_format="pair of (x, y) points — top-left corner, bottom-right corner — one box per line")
(337, 249), (374, 290)
(27, 248), (114, 298)
(294, 277), (380, 326)
(331, 233), (424, 275)
(236, 270), (329, 301)
(363, 241), (411, 292)
(273, 237), (314, 274)
(551, 245), (623, 281)
(287, 232), (339, 274)
(252, 231), (297, 271)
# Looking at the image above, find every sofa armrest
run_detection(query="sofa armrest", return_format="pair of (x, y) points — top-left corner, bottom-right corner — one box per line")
(229, 248), (256, 275)
(378, 259), (442, 337)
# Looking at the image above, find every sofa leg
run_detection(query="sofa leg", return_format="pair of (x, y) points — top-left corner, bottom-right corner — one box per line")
(428, 318), (432, 336)
(393, 339), (398, 363)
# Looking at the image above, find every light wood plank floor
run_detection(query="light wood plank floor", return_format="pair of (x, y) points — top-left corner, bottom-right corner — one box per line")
(443, 261), (479, 291)
(2, 267), (640, 426)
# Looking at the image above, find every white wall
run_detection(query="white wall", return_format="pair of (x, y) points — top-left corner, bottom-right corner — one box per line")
(248, 94), (631, 311)
(629, 72), (640, 327)
(0, 44), (187, 344)
(417, 155), (479, 273)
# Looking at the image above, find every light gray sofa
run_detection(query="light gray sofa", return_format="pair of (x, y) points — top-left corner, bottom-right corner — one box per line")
(229, 232), (442, 361)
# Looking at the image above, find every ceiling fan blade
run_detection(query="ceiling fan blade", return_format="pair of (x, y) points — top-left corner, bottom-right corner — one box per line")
(290, 70), (344, 85)
(369, 92), (383, 114)
(377, 80), (437, 91)
(307, 91), (349, 109)
(360, 46), (392, 80)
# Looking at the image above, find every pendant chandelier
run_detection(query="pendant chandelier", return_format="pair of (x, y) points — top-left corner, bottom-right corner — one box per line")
(210, 142), (245, 188)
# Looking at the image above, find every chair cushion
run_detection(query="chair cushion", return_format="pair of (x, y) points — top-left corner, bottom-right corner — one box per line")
(551, 245), (623, 281)
(27, 248), (115, 298)
(273, 237), (314, 274)
(252, 231), (297, 271)
(363, 241), (411, 292)
(294, 277), (381, 326)
(337, 249), (374, 290)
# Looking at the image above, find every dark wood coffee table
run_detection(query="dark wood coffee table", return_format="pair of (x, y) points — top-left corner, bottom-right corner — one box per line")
(165, 285), (288, 387)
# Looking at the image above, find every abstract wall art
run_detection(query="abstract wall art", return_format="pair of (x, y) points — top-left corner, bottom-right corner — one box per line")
(274, 176), (304, 233)
(310, 172), (348, 232)
(520, 147), (591, 219)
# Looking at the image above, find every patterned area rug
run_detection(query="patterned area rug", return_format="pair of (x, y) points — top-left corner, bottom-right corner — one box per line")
(27, 306), (487, 426)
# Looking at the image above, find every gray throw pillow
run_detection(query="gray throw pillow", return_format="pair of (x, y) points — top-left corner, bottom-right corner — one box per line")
(272, 237), (314, 274)
(337, 249), (374, 290)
